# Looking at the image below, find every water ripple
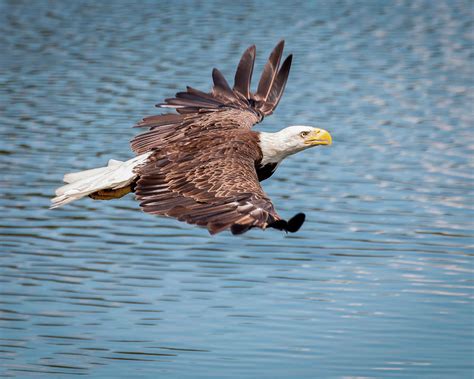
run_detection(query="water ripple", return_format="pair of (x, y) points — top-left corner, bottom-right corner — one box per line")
(1, 0), (473, 378)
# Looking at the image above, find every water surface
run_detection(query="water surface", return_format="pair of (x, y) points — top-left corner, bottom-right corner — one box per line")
(1, 0), (473, 378)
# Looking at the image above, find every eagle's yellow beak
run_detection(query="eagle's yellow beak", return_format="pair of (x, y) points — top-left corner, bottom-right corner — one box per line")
(304, 128), (332, 146)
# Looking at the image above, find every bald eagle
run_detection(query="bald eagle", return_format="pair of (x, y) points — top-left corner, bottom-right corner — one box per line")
(51, 41), (332, 235)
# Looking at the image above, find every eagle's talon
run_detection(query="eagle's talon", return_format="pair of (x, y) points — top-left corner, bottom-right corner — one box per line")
(89, 185), (132, 200)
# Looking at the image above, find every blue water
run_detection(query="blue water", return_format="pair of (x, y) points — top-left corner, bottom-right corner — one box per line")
(1, 0), (473, 377)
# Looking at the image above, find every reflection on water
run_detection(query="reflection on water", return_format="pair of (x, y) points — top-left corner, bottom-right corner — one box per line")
(0, 0), (473, 377)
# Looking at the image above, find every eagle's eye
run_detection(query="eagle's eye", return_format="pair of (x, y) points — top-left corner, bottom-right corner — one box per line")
(300, 131), (310, 138)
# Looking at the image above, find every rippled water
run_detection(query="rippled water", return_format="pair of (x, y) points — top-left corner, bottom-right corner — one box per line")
(1, 0), (473, 377)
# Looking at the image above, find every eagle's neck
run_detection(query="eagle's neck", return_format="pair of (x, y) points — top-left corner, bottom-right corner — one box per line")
(258, 131), (297, 166)
(256, 131), (299, 181)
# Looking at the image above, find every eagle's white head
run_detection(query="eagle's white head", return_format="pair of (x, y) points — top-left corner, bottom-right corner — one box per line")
(259, 125), (332, 165)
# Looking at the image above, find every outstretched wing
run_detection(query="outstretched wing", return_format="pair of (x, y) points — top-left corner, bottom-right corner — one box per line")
(134, 129), (304, 235)
(131, 40), (292, 155)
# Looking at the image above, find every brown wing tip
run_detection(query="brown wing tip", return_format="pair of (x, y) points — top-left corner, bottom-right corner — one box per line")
(222, 212), (306, 235)
(268, 213), (305, 233)
(271, 40), (285, 62)
(255, 40), (288, 102)
(247, 44), (256, 53)
(212, 68), (231, 89)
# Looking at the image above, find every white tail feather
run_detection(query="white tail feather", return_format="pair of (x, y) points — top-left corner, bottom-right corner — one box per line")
(62, 159), (123, 184)
(51, 153), (152, 209)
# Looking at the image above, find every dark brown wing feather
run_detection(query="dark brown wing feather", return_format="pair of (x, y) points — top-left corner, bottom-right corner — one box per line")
(255, 40), (285, 103)
(233, 45), (256, 99)
(132, 40), (292, 153)
(134, 129), (282, 234)
(211, 68), (240, 104)
(260, 54), (293, 115)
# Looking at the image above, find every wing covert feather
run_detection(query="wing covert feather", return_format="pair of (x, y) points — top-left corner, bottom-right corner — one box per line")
(134, 130), (282, 234)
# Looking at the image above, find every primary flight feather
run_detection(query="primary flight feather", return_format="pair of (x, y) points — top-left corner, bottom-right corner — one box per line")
(51, 41), (332, 235)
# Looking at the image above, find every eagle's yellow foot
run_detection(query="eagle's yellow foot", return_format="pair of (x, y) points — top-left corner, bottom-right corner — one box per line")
(89, 185), (132, 200)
